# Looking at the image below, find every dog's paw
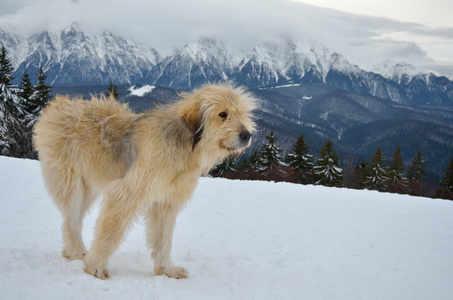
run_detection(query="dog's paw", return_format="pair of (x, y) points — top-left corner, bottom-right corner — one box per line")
(84, 266), (111, 280)
(62, 248), (86, 261)
(155, 266), (188, 279)
(83, 255), (111, 279)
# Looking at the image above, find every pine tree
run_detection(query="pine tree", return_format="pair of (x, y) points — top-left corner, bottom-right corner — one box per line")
(312, 139), (343, 186)
(0, 45), (14, 85)
(17, 68), (52, 159)
(407, 150), (427, 182)
(248, 150), (260, 171)
(286, 133), (313, 183)
(286, 133), (313, 172)
(33, 67), (52, 110)
(0, 45), (25, 156)
(406, 150), (427, 196)
(439, 156), (453, 193)
(18, 71), (34, 102)
(106, 82), (119, 100)
(387, 145), (407, 193)
(256, 129), (284, 172)
(363, 147), (388, 191)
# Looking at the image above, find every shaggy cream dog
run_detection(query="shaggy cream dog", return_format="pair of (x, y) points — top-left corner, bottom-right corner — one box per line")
(33, 84), (257, 279)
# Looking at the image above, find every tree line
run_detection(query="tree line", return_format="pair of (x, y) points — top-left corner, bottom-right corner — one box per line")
(211, 129), (453, 201)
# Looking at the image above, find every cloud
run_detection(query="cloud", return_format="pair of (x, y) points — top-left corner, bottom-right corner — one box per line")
(1, 0), (452, 76)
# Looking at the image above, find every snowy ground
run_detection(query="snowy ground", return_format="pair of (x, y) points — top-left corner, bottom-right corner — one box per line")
(1, 156), (452, 300)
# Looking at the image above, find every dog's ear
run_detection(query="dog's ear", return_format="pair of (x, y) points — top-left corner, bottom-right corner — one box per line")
(181, 101), (204, 151)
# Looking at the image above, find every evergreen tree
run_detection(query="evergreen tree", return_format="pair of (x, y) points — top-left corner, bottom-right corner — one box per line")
(286, 133), (313, 172)
(106, 82), (119, 100)
(18, 71), (34, 102)
(440, 156), (453, 193)
(0, 45), (25, 156)
(312, 139), (343, 186)
(33, 67), (52, 110)
(256, 129), (284, 172)
(363, 147), (388, 191)
(17, 68), (51, 159)
(286, 132), (313, 183)
(249, 150), (261, 171)
(407, 150), (427, 182)
(0, 45), (14, 85)
(406, 150), (427, 196)
(387, 145), (407, 192)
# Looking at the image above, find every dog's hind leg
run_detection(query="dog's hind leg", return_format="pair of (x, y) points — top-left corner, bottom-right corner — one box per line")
(146, 202), (188, 279)
(40, 161), (91, 260)
(60, 176), (98, 261)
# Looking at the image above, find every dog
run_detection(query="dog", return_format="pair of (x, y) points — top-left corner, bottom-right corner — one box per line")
(33, 84), (257, 279)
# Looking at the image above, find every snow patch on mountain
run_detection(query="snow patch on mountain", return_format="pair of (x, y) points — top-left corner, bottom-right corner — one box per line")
(372, 60), (422, 83)
(128, 85), (155, 97)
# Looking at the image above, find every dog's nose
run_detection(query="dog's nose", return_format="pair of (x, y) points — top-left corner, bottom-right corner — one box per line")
(239, 130), (251, 144)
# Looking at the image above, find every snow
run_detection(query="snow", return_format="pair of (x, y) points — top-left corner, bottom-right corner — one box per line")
(271, 83), (302, 89)
(128, 85), (155, 97)
(1, 156), (452, 300)
(372, 60), (422, 83)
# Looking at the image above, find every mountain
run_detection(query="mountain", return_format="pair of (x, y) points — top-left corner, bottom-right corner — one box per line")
(372, 60), (421, 83)
(255, 85), (453, 178)
(372, 60), (453, 105)
(2, 25), (453, 106)
(143, 38), (237, 89)
(2, 23), (161, 86)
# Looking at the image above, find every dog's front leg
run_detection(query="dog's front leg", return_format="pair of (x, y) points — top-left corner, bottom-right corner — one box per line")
(83, 181), (139, 279)
(146, 202), (188, 279)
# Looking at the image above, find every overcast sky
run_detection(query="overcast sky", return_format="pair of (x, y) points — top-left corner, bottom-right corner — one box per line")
(1, 0), (452, 76)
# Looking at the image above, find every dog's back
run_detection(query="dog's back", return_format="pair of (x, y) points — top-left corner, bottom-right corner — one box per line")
(34, 96), (138, 208)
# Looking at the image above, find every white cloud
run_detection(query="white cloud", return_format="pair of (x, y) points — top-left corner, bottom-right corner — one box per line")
(0, 0), (452, 76)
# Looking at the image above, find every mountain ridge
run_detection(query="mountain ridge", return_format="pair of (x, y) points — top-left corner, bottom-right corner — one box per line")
(2, 24), (453, 106)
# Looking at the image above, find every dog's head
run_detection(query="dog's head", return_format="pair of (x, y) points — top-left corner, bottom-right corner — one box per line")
(181, 84), (257, 158)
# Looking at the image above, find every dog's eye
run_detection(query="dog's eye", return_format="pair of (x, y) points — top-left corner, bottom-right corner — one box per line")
(219, 112), (228, 119)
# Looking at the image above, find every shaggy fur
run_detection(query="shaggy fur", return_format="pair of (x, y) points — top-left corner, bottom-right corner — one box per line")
(33, 84), (257, 279)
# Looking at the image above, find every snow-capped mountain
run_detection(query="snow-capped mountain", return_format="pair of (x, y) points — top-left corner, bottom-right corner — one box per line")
(2, 24), (453, 105)
(233, 41), (363, 88)
(2, 23), (161, 86)
(372, 60), (422, 84)
(144, 38), (237, 89)
(371, 60), (453, 105)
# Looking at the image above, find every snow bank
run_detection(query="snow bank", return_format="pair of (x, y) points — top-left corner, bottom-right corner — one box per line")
(1, 156), (452, 299)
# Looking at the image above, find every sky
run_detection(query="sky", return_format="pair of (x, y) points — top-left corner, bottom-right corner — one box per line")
(1, 0), (452, 76)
